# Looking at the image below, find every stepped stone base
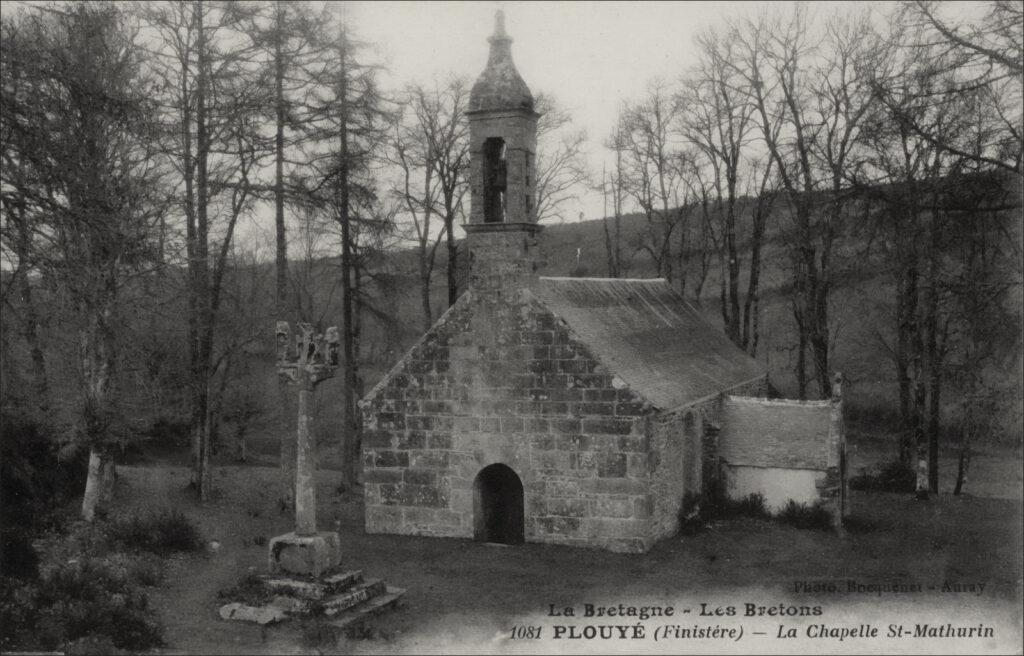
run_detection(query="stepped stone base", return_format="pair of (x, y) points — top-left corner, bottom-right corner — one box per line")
(219, 564), (405, 629)
(268, 531), (341, 577)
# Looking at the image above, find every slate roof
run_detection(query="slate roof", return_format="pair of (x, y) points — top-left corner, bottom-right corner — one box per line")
(534, 277), (766, 411)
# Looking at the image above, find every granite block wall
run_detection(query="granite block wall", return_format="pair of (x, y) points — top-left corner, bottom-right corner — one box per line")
(360, 289), (657, 552)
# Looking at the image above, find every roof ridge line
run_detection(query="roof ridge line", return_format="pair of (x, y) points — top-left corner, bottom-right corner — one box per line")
(726, 395), (832, 407)
(538, 276), (668, 283)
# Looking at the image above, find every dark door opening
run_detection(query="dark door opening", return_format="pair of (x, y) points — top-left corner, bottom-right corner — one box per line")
(473, 463), (524, 544)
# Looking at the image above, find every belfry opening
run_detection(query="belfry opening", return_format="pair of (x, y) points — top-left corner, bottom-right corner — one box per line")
(483, 137), (507, 223)
(473, 464), (524, 544)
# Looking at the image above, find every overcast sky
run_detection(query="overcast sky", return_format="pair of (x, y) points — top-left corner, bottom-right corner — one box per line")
(345, 0), (877, 225)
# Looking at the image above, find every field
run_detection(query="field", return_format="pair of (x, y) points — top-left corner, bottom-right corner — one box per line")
(85, 437), (1022, 655)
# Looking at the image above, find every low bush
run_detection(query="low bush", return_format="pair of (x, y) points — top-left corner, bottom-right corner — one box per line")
(843, 399), (904, 433)
(678, 489), (837, 535)
(65, 634), (126, 655)
(1, 412), (88, 532)
(145, 415), (191, 448)
(1, 556), (164, 653)
(849, 460), (915, 493)
(776, 500), (834, 531)
(106, 552), (165, 587)
(677, 492), (705, 536)
(677, 490), (770, 535)
(718, 493), (771, 520)
(108, 510), (204, 554)
(1, 529), (40, 581)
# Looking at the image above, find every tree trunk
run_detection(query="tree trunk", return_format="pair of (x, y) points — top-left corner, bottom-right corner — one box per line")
(446, 219), (458, 306)
(953, 430), (970, 496)
(236, 425), (247, 463)
(925, 199), (943, 494)
(613, 147), (623, 276)
(794, 304), (808, 400)
(15, 223), (49, 412)
(419, 247), (433, 332)
(278, 380), (296, 511)
(99, 455), (117, 505)
(337, 34), (360, 491)
(601, 168), (617, 278)
(352, 253), (364, 399)
(81, 447), (106, 522)
(912, 310), (928, 499)
(191, 0), (213, 502)
(79, 290), (116, 520)
(741, 193), (768, 356)
(274, 4), (288, 315)
(276, 23), (295, 505)
(895, 243), (918, 467)
(724, 190), (740, 345)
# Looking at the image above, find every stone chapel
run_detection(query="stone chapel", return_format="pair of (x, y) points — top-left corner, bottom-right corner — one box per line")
(359, 13), (847, 553)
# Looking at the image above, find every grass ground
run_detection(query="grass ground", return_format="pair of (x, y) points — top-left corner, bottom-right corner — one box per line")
(94, 438), (1024, 655)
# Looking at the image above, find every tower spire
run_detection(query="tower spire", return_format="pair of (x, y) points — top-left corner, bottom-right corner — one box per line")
(469, 10), (533, 114)
(465, 11), (543, 294)
(490, 10), (510, 43)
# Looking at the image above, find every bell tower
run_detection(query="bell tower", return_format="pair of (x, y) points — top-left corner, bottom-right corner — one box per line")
(465, 11), (542, 296)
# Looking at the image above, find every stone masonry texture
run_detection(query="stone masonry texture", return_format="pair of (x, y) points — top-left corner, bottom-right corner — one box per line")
(361, 288), (658, 553)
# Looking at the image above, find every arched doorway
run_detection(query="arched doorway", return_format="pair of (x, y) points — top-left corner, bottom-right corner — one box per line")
(473, 464), (524, 544)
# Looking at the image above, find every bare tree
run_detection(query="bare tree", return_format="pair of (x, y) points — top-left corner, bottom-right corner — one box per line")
(884, 1), (1022, 174)
(144, 0), (269, 500)
(389, 80), (469, 328)
(730, 7), (833, 399)
(1, 3), (168, 519)
(0, 20), (49, 415)
(616, 81), (689, 292)
(857, 9), (1020, 493)
(294, 21), (390, 490)
(682, 26), (759, 347)
(600, 126), (629, 278)
(533, 92), (591, 224)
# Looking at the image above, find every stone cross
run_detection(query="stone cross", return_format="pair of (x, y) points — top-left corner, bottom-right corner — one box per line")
(275, 321), (340, 536)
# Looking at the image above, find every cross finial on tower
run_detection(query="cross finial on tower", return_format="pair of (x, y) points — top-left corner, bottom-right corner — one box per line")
(490, 10), (510, 43)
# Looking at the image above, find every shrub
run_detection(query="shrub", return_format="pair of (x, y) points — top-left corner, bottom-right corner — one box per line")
(106, 552), (164, 587)
(0, 412), (88, 531)
(5, 556), (164, 652)
(145, 415), (191, 448)
(776, 500), (834, 531)
(844, 400), (903, 433)
(679, 489), (837, 535)
(0, 581), (37, 650)
(65, 634), (126, 655)
(677, 491), (705, 536)
(721, 493), (770, 520)
(108, 510), (204, 554)
(849, 460), (915, 493)
(1, 530), (40, 581)
(677, 490), (770, 536)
